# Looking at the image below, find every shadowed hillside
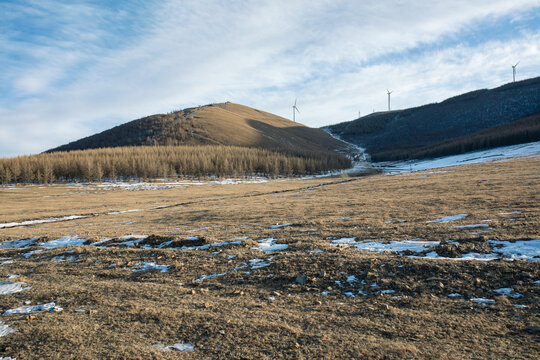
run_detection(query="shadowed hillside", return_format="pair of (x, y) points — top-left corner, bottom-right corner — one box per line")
(48, 102), (348, 154)
(325, 77), (540, 161)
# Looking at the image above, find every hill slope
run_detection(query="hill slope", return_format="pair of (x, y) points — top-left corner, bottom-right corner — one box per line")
(325, 77), (540, 161)
(48, 102), (347, 154)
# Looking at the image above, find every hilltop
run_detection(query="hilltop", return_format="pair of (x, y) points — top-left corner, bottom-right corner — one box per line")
(48, 102), (347, 154)
(325, 77), (540, 161)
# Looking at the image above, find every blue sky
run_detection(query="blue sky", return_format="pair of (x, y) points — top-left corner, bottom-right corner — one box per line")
(1, 0), (539, 157)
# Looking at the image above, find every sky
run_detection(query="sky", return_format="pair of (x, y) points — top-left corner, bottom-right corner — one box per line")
(1, 0), (539, 157)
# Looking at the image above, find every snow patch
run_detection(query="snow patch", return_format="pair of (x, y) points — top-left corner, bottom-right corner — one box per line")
(492, 288), (523, 298)
(380, 141), (540, 173)
(0, 281), (31, 295)
(4, 302), (62, 314)
(0, 215), (90, 229)
(131, 262), (170, 272)
(249, 258), (273, 269)
(269, 223), (293, 229)
(0, 322), (16, 337)
(195, 273), (226, 282)
(422, 252), (498, 261)
(22, 249), (44, 258)
(332, 238), (438, 253)
(254, 238), (288, 252)
(38, 237), (88, 248)
(469, 298), (496, 305)
(427, 214), (467, 223)
(489, 239), (540, 261)
(0, 237), (40, 249)
(454, 224), (491, 229)
(152, 343), (194, 352)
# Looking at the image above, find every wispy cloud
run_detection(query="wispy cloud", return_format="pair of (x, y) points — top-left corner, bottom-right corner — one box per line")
(0, 0), (539, 157)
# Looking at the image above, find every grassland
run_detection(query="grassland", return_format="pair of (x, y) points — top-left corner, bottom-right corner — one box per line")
(0, 156), (539, 359)
(48, 102), (348, 154)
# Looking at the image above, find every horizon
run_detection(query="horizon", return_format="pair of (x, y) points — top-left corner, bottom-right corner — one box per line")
(1, 1), (540, 157)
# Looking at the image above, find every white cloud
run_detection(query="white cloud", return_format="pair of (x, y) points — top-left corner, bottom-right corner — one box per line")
(0, 0), (539, 157)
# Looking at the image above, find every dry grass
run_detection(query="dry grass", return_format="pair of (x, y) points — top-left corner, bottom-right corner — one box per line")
(0, 145), (351, 184)
(48, 102), (348, 154)
(0, 156), (539, 359)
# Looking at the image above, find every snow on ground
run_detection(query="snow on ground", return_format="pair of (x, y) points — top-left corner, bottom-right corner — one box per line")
(194, 272), (227, 282)
(489, 239), (540, 261)
(332, 237), (438, 253)
(253, 238), (289, 252)
(22, 249), (43, 258)
(269, 223), (293, 229)
(427, 214), (468, 223)
(421, 252), (499, 261)
(0, 215), (90, 229)
(492, 288), (523, 298)
(469, 298), (496, 305)
(331, 237), (539, 261)
(0, 322), (16, 337)
(379, 141), (540, 173)
(249, 258), (273, 269)
(38, 237), (88, 248)
(0, 237), (40, 249)
(131, 262), (170, 272)
(4, 302), (62, 314)
(454, 224), (491, 229)
(91, 178), (267, 191)
(0, 281), (31, 295)
(151, 343), (194, 351)
(107, 209), (144, 215)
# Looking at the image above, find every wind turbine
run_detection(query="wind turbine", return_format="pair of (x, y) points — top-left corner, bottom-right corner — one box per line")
(512, 61), (519, 82)
(292, 98), (300, 122)
(387, 89), (393, 111)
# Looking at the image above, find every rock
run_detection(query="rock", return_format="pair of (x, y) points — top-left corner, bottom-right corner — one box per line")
(320, 271), (326, 277)
(295, 276), (308, 284)
(527, 326), (540, 334)
(380, 304), (389, 310)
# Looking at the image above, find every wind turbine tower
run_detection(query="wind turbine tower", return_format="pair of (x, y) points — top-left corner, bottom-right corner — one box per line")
(387, 90), (393, 111)
(512, 61), (519, 82)
(292, 99), (300, 122)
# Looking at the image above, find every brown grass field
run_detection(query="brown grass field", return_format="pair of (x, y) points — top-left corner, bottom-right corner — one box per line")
(0, 156), (539, 359)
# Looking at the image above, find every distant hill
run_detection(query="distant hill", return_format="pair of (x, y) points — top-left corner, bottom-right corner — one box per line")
(325, 77), (540, 161)
(48, 102), (348, 154)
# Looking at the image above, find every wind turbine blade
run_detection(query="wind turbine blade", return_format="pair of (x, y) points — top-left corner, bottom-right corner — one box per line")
(294, 98), (297, 107)
(296, 107), (300, 113)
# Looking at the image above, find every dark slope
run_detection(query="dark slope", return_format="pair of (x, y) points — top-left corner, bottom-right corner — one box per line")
(325, 77), (540, 161)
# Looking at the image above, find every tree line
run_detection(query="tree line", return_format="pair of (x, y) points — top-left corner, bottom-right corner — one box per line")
(0, 145), (351, 184)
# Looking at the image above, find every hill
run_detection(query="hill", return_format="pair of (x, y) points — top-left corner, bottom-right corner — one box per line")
(48, 102), (347, 154)
(325, 77), (540, 161)
(0, 103), (353, 183)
